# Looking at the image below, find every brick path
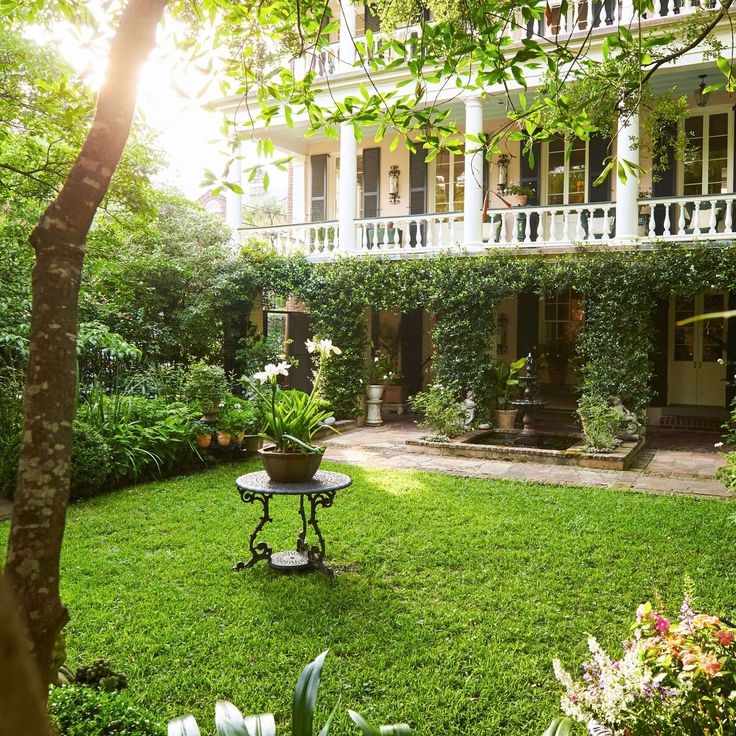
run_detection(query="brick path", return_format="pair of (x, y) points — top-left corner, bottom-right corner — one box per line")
(323, 420), (730, 499)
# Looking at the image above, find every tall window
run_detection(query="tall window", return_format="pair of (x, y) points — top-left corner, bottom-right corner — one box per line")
(683, 112), (729, 196)
(434, 150), (465, 212)
(542, 290), (583, 343)
(547, 137), (586, 205)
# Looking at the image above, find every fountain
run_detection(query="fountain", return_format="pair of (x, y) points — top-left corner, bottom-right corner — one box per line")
(510, 353), (546, 436)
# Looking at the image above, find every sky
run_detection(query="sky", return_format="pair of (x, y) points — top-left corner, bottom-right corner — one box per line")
(28, 7), (288, 203)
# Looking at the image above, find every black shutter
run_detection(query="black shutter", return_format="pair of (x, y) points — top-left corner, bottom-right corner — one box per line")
(310, 154), (327, 222)
(401, 309), (424, 396)
(517, 292), (540, 358)
(650, 299), (669, 406)
(364, 2), (380, 31)
(409, 148), (427, 247)
(652, 123), (676, 236)
(362, 147), (380, 218)
(727, 290), (736, 408)
(588, 134), (612, 203)
(520, 141), (541, 241)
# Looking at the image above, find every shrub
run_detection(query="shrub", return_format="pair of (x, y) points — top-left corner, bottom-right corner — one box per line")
(70, 422), (111, 495)
(0, 370), (23, 498)
(183, 360), (229, 411)
(49, 686), (164, 736)
(409, 384), (466, 441)
(577, 394), (620, 452)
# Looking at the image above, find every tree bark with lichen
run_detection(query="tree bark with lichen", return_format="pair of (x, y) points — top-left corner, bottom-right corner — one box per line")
(4, 0), (169, 684)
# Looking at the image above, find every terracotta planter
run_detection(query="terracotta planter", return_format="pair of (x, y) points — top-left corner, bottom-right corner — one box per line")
(366, 384), (385, 401)
(231, 431), (245, 444)
(216, 430), (232, 447)
(514, 194), (528, 207)
(383, 383), (408, 404)
(548, 368), (567, 385)
(494, 409), (518, 430)
(242, 434), (262, 453)
(258, 447), (324, 483)
(195, 433), (212, 449)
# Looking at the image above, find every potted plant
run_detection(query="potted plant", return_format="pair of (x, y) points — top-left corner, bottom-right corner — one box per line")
(507, 183), (535, 207)
(248, 337), (341, 482)
(220, 398), (258, 446)
(216, 427), (232, 447)
(542, 340), (572, 385)
(191, 420), (212, 449)
(184, 360), (230, 422)
(371, 347), (406, 404)
(493, 356), (526, 429)
(366, 355), (386, 401)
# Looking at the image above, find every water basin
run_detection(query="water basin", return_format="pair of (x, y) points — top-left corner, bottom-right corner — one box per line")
(465, 431), (580, 451)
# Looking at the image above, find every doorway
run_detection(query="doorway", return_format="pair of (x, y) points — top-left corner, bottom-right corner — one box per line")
(667, 293), (727, 407)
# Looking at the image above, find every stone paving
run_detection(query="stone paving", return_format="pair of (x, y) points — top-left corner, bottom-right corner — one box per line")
(323, 419), (731, 499)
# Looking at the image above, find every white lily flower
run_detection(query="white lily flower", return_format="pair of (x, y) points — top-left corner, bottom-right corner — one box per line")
(275, 361), (291, 376)
(253, 370), (269, 384)
(305, 339), (317, 353)
(318, 338), (342, 355)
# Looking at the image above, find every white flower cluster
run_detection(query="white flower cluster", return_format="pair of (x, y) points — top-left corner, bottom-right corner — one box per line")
(306, 338), (342, 356)
(253, 361), (291, 384)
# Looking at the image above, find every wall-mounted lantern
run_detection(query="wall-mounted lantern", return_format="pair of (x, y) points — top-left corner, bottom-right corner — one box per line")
(388, 165), (400, 204)
(695, 75), (711, 108)
(497, 154), (510, 194)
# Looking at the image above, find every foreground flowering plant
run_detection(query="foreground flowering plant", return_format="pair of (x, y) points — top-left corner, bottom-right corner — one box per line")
(248, 338), (340, 454)
(553, 588), (736, 735)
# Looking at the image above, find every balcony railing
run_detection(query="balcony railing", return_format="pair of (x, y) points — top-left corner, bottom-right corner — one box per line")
(238, 194), (736, 258)
(240, 221), (339, 256)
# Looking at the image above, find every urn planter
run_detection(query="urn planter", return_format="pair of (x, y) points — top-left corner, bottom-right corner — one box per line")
(258, 447), (324, 483)
(494, 409), (518, 430)
(366, 384), (385, 401)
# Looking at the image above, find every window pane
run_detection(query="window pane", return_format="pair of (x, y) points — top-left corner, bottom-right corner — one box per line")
(548, 139), (565, 205)
(453, 155), (465, 211)
(702, 293), (726, 363)
(684, 116), (705, 194)
(709, 113), (728, 137)
(435, 151), (449, 213)
(673, 296), (695, 362)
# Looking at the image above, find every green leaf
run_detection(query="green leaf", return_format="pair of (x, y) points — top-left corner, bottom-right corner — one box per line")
(292, 650), (329, 736)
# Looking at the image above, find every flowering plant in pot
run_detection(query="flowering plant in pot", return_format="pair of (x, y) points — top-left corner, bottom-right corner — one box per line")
(506, 183), (535, 206)
(248, 338), (341, 482)
(492, 356), (526, 429)
(553, 584), (736, 735)
(219, 397), (258, 445)
(191, 419), (213, 449)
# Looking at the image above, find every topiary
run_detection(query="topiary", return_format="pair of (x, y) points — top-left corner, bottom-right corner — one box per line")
(49, 685), (164, 736)
(70, 421), (111, 497)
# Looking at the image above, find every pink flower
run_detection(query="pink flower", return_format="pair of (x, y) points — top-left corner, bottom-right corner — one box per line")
(681, 651), (697, 667)
(701, 653), (721, 677)
(715, 630), (735, 647)
(655, 616), (671, 635)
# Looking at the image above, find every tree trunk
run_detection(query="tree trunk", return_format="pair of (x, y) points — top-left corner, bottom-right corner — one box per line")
(4, 0), (169, 684)
(0, 576), (53, 736)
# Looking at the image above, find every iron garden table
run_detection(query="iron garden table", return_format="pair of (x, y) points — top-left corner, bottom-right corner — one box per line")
(234, 470), (351, 576)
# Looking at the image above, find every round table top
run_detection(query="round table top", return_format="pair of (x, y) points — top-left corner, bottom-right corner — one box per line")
(235, 470), (352, 495)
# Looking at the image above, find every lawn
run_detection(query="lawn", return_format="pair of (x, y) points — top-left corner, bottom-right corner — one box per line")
(2, 460), (736, 735)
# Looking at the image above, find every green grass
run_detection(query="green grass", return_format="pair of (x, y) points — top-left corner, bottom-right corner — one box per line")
(2, 461), (736, 735)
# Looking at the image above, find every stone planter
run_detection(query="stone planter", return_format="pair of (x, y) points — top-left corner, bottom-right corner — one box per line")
(201, 402), (220, 423)
(258, 447), (324, 482)
(494, 409), (518, 430)
(383, 383), (408, 404)
(366, 384), (385, 401)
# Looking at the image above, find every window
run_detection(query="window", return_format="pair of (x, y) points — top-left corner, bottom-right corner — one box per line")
(434, 150), (465, 212)
(546, 137), (586, 205)
(682, 112), (730, 196)
(542, 290), (583, 343)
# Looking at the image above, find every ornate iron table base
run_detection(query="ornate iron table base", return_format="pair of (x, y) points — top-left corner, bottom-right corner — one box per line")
(233, 470), (351, 577)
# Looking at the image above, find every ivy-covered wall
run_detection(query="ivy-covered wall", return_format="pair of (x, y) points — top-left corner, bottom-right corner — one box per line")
(245, 246), (736, 418)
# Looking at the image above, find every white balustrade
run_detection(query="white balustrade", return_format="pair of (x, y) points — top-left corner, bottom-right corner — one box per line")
(355, 213), (464, 253)
(639, 194), (736, 241)
(239, 222), (340, 256)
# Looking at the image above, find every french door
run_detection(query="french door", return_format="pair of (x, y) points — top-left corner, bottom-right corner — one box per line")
(668, 293), (727, 406)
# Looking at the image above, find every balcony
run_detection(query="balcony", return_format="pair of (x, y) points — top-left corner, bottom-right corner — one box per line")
(238, 193), (736, 259)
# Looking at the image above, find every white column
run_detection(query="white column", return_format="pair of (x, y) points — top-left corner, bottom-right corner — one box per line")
(339, 122), (357, 251)
(615, 109), (640, 241)
(291, 154), (307, 223)
(225, 144), (242, 234)
(463, 97), (484, 247)
(339, 0), (357, 71)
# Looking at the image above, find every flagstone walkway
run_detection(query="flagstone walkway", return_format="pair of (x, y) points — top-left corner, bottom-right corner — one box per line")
(323, 419), (731, 499)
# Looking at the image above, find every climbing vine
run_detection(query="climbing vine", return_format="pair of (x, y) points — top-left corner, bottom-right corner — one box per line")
(244, 245), (736, 419)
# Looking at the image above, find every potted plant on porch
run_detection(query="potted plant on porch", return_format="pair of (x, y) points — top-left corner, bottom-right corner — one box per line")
(492, 356), (526, 429)
(506, 183), (535, 207)
(248, 338), (341, 482)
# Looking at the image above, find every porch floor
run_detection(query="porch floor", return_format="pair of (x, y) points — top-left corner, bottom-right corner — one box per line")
(322, 416), (730, 499)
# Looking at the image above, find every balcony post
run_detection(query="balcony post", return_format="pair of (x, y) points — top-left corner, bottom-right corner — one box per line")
(614, 109), (640, 241)
(339, 0), (357, 71)
(339, 122), (358, 251)
(225, 139), (242, 234)
(463, 97), (484, 248)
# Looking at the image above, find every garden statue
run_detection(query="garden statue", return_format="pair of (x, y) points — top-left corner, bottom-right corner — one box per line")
(611, 397), (643, 441)
(463, 392), (476, 428)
